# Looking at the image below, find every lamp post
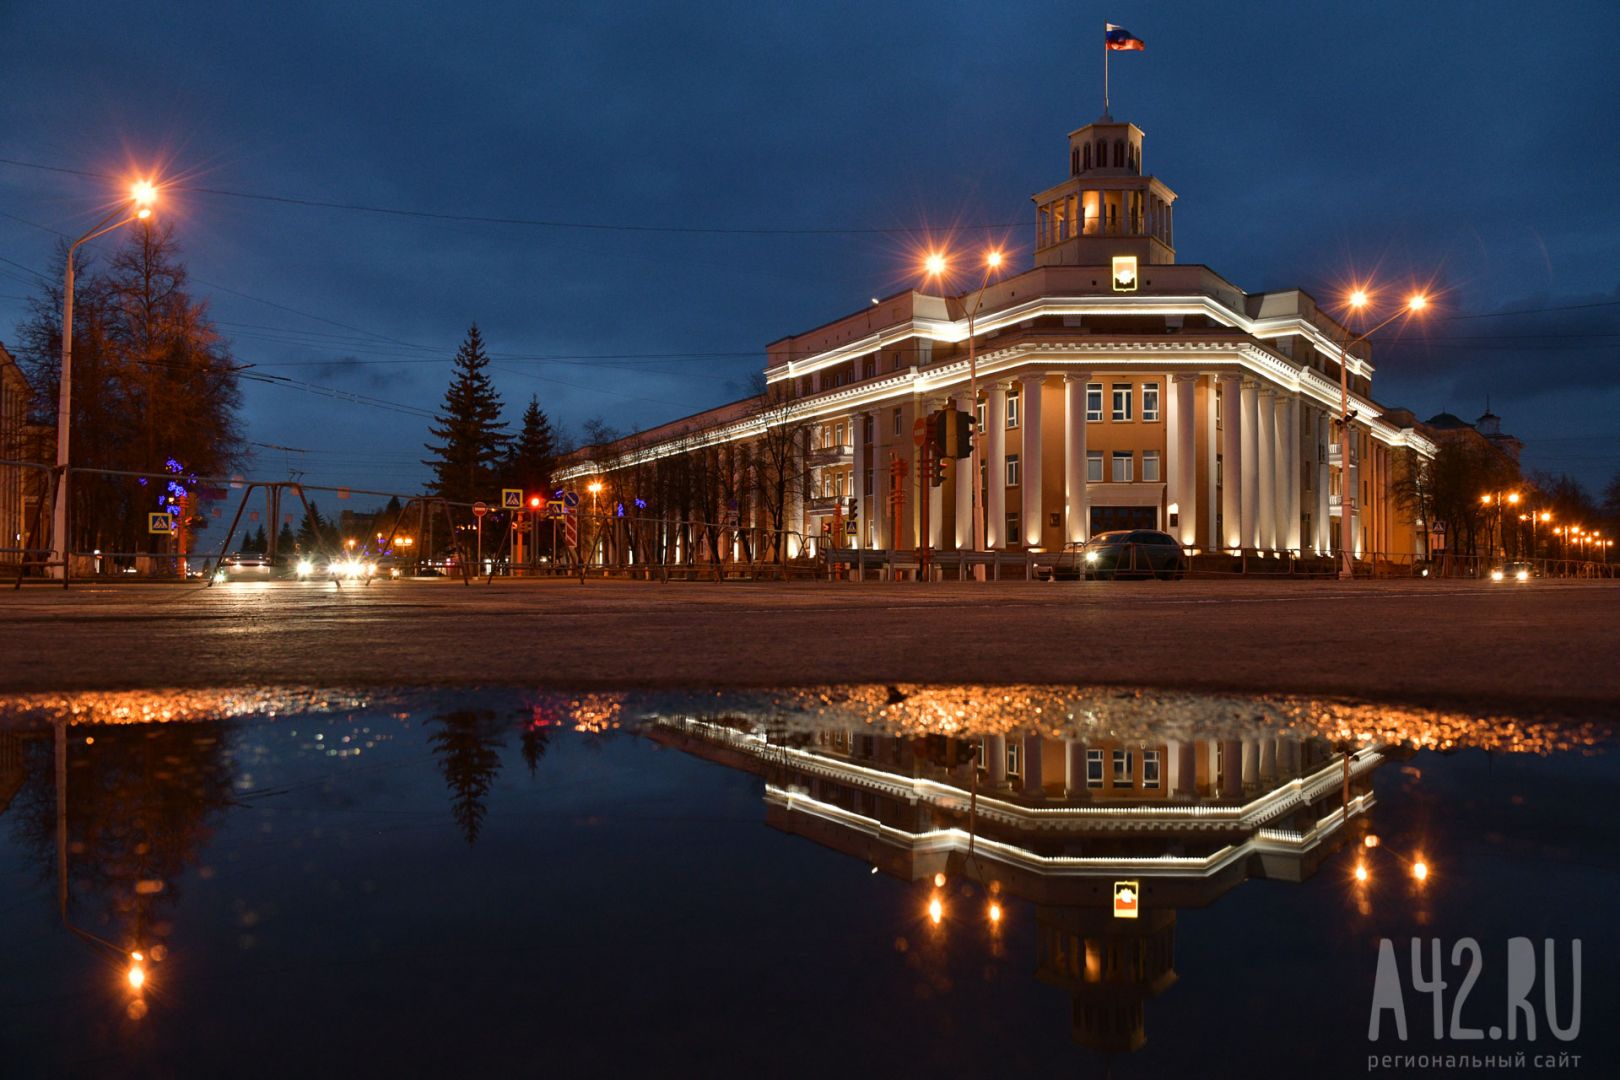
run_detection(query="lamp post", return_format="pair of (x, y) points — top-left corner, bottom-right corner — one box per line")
(50, 181), (158, 579)
(1332, 290), (1427, 580)
(924, 249), (1003, 574)
(587, 480), (604, 566)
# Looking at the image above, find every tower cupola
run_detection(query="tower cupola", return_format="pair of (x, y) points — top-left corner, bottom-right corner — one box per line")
(1031, 116), (1178, 267)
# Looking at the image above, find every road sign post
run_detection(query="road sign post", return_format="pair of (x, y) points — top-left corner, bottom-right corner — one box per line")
(472, 501), (488, 573)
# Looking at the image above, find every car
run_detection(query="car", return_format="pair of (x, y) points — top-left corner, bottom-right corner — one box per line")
(1489, 561), (1534, 584)
(1038, 529), (1187, 581)
(217, 552), (275, 578)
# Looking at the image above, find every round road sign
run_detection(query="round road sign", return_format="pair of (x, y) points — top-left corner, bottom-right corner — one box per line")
(912, 417), (928, 448)
(471, 501), (489, 518)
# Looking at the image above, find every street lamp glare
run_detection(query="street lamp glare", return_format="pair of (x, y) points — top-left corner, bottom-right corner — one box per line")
(1347, 289), (1368, 309)
(986, 250), (1003, 269)
(587, 481), (603, 494)
(924, 252), (946, 276)
(1407, 293), (1428, 312)
(131, 180), (157, 207)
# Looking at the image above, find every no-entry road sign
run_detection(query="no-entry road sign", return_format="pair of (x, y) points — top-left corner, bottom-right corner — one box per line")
(471, 501), (489, 518)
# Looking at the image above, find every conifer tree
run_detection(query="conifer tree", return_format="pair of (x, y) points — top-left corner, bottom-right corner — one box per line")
(423, 324), (507, 505)
(503, 395), (557, 497)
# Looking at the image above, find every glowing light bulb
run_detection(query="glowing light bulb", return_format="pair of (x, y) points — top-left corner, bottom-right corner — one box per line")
(932, 872), (946, 888)
(925, 253), (946, 276)
(986, 250), (1003, 269)
(127, 964), (146, 990)
(1348, 289), (1368, 309)
(1412, 859), (1429, 882)
(1354, 863), (1369, 883)
(988, 901), (1003, 925)
(928, 896), (943, 925)
(1407, 294), (1428, 312)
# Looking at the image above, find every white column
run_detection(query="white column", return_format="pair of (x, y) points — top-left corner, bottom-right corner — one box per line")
(1064, 374), (1089, 543)
(1315, 412), (1330, 554)
(1283, 394), (1301, 553)
(1165, 371), (1182, 533)
(1221, 374), (1242, 551)
(954, 401), (973, 549)
(1204, 377), (1220, 549)
(1257, 390), (1277, 553)
(987, 383), (1008, 548)
(852, 412), (867, 550)
(1021, 376), (1043, 547)
(1240, 380), (1259, 550)
(784, 431), (804, 557)
(1172, 374), (1197, 546)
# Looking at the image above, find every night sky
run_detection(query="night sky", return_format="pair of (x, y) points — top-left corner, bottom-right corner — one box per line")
(3, 1), (1617, 497)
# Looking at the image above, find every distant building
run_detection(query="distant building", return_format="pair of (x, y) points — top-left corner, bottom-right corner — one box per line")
(0, 342), (52, 566)
(560, 113), (1437, 562)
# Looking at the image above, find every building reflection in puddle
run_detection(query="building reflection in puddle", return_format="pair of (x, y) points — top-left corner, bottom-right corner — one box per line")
(649, 715), (1392, 1055)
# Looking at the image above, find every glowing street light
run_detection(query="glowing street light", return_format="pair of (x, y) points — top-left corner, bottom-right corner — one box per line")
(1411, 857), (1430, 883)
(50, 175), (160, 580)
(924, 246), (1006, 570)
(927, 894), (944, 926)
(1332, 287), (1429, 579)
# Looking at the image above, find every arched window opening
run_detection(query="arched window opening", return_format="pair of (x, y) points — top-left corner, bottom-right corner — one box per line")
(1113, 140), (1124, 167)
(1083, 144), (1091, 171)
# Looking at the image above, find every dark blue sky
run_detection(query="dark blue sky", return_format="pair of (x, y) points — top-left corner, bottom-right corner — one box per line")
(3, 1), (1617, 496)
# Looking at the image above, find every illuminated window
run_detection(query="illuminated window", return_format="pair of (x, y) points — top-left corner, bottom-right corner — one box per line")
(1086, 451), (1104, 483)
(976, 400), (986, 432)
(1086, 749), (1104, 787)
(1143, 750), (1161, 788)
(1006, 392), (1020, 429)
(1086, 382), (1103, 422)
(1142, 450), (1161, 483)
(1112, 384), (1133, 421)
(1111, 451), (1133, 483)
(1006, 739), (1022, 777)
(1005, 454), (1021, 488)
(1112, 749), (1134, 786)
(1142, 382), (1160, 422)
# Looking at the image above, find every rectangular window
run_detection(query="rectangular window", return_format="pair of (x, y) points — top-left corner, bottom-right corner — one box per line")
(1006, 392), (1020, 429)
(1112, 749), (1134, 787)
(1006, 739), (1022, 777)
(1143, 750), (1161, 789)
(976, 400), (986, 433)
(1005, 511), (1021, 546)
(1086, 749), (1104, 787)
(863, 357), (876, 379)
(1112, 383), (1133, 421)
(1005, 454), (1021, 488)
(833, 473), (844, 497)
(1142, 382), (1161, 422)
(1086, 382), (1103, 422)
(864, 467), (873, 497)
(892, 408), (902, 437)
(1142, 450), (1162, 483)
(1111, 451), (1133, 483)
(1086, 450), (1104, 483)
(862, 414), (874, 445)
(834, 422), (845, 447)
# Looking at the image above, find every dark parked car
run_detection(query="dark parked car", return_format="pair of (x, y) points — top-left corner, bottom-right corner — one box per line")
(1038, 529), (1187, 581)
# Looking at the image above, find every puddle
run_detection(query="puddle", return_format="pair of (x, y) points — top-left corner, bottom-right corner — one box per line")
(0, 687), (1613, 1076)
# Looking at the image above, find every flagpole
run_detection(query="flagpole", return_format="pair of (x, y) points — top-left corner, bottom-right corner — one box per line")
(1103, 24), (1110, 115)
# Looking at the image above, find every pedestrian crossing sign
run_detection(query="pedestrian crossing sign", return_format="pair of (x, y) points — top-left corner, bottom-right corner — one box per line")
(148, 512), (175, 535)
(501, 488), (523, 509)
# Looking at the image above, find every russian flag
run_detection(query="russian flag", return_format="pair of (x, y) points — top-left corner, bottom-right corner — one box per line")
(1106, 23), (1145, 51)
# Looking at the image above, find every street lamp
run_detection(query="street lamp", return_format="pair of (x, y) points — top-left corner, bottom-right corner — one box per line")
(1333, 289), (1428, 579)
(49, 179), (159, 579)
(924, 248), (1004, 572)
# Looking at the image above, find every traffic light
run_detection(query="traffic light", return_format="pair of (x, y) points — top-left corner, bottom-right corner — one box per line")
(931, 408), (973, 458)
(933, 454), (953, 487)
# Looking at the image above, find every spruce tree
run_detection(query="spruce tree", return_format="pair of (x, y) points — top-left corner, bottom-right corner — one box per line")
(503, 395), (557, 498)
(423, 323), (508, 505)
(276, 521), (296, 554)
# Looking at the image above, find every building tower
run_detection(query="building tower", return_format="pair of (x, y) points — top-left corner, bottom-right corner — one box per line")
(1031, 117), (1179, 268)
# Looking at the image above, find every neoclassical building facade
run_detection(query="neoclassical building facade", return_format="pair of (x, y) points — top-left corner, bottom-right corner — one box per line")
(560, 114), (1435, 562)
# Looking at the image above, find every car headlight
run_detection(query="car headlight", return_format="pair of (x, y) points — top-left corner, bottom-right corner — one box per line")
(1515, 569), (1529, 582)
(212, 570), (227, 584)
(296, 559), (314, 577)
(1085, 551), (1099, 563)
(1490, 569), (1504, 581)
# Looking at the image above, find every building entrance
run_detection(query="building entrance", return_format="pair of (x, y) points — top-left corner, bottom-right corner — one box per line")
(1090, 505), (1158, 533)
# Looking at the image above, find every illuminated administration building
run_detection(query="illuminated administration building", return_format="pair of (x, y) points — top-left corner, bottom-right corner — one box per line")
(560, 113), (1436, 560)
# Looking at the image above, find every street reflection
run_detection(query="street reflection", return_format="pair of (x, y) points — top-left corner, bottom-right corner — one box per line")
(650, 715), (1392, 1055)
